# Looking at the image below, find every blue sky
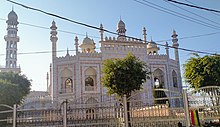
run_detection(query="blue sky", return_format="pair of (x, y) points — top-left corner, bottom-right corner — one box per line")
(0, 0), (220, 91)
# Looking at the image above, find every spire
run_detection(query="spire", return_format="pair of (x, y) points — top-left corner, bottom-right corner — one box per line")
(99, 23), (104, 42)
(172, 29), (179, 47)
(143, 27), (147, 43)
(66, 48), (70, 57)
(171, 30), (179, 62)
(165, 42), (169, 58)
(117, 19), (126, 40)
(50, 20), (58, 60)
(74, 36), (79, 54)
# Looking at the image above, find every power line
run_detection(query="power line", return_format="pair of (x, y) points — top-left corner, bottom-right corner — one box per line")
(5, 0), (220, 56)
(0, 18), (100, 39)
(163, 0), (220, 27)
(134, 0), (220, 30)
(1, 18), (219, 42)
(184, 0), (220, 17)
(167, 0), (220, 13)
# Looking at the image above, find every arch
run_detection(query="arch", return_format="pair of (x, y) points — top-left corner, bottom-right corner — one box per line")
(172, 70), (178, 87)
(153, 51), (157, 55)
(60, 68), (73, 93)
(84, 67), (97, 91)
(86, 97), (98, 104)
(85, 97), (98, 119)
(153, 68), (165, 88)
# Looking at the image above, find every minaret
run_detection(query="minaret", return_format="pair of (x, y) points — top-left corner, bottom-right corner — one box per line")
(143, 27), (147, 43)
(116, 19), (126, 41)
(172, 30), (179, 62)
(4, 9), (19, 69)
(165, 42), (169, 59)
(46, 72), (49, 92)
(50, 21), (58, 61)
(74, 36), (79, 54)
(99, 24), (104, 42)
(50, 21), (58, 99)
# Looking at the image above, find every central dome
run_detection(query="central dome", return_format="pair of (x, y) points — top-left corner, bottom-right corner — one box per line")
(82, 36), (95, 45)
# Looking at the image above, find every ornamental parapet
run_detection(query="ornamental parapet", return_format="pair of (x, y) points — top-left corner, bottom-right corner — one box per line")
(148, 54), (167, 60)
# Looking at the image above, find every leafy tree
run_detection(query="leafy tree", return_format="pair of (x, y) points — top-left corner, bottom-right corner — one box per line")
(184, 54), (220, 113)
(184, 54), (220, 89)
(102, 52), (150, 126)
(0, 72), (31, 126)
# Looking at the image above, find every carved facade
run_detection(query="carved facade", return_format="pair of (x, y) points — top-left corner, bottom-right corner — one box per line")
(49, 19), (182, 108)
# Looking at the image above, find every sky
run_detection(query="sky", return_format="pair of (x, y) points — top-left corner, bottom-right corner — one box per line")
(0, 0), (220, 91)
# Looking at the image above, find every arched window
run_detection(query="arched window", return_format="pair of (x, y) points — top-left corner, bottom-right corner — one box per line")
(61, 68), (73, 93)
(65, 78), (73, 93)
(84, 67), (96, 91)
(154, 78), (160, 88)
(85, 77), (94, 91)
(172, 70), (178, 87)
(153, 68), (165, 88)
(153, 51), (157, 55)
(149, 51), (152, 55)
(85, 98), (98, 119)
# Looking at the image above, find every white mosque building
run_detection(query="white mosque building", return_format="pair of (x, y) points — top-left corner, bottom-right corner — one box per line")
(1, 10), (182, 109)
(48, 19), (182, 108)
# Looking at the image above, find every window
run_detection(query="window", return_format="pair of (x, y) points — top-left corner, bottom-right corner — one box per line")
(61, 68), (73, 93)
(153, 69), (165, 88)
(154, 78), (160, 88)
(65, 78), (73, 93)
(86, 109), (95, 119)
(84, 67), (96, 91)
(172, 70), (178, 87)
(85, 77), (94, 91)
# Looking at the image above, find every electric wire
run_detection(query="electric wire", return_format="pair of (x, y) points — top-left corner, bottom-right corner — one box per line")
(5, 0), (220, 56)
(1, 18), (220, 43)
(163, 0), (220, 26)
(134, 0), (220, 30)
(184, 0), (220, 17)
(0, 18), (100, 39)
(167, 0), (220, 13)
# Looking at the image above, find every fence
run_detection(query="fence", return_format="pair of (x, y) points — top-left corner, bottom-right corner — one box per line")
(1, 86), (220, 127)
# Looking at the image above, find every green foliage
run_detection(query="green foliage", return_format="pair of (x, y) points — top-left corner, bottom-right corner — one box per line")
(184, 55), (220, 89)
(0, 72), (31, 126)
(102, 52), (150, 98)
(0, 72), (31, 106)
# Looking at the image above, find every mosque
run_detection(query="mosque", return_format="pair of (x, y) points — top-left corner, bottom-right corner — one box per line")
(2, 10), (183, 109)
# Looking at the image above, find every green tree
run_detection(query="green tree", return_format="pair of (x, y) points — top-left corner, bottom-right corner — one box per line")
(0, 72), (31, 126)
(184, 54), (220, 89)
(102, 53), (150, 126)
(184, 54), (220, 113)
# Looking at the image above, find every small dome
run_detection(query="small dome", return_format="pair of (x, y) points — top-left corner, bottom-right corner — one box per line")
(147, 40), (157, 49)
(8, 10), (18, 21)
(82, 36), (95, 45)
(117, 19), (125, 29)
